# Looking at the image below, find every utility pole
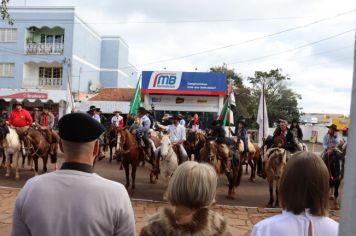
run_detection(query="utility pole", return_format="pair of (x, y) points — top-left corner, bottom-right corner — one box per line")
(339, 31), (356, 236)
(77, 67), (82, 101)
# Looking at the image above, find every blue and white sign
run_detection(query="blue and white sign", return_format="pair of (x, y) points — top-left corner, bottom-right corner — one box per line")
(142, 71), (227, 95)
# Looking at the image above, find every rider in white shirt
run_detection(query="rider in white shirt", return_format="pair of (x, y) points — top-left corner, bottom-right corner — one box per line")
(156, 115), (188, 162)
(111, 111), (124, 128)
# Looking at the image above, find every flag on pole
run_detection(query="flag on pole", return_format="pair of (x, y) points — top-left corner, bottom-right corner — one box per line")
(218, 100), (234, 127)
(256, 90), (269, 146)
(228, 83), (236, 107)
(65, 83), (75, 114)
(129, 76), (141, 116)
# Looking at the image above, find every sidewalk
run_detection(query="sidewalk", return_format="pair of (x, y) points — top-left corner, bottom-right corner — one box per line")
(0, 188), (340, 236)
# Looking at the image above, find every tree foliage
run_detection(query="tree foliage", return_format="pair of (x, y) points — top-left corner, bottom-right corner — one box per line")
(211, 66), (302, 128)
(1, 0), (13, 25)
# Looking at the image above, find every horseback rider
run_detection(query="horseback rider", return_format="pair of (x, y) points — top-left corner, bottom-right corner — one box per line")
(272, 119), (297, 153)
(322, 124), (340, 159)
(87, 106), (101, 123)
(156, 115), (188, 162)
(133, 107), (151, 157)
(178, 114), (185, 127)
(229, 119), (249, 156)
(289, 118), (303, 150)
(188, 113), (202, 132)
(96, 108), (108, 128)
(38, 105), (57, 155)
(32, 108), (41, 126)
(111, 111), (124, 128)
(7, 102), (33, 155)
(208, 120), (239, 169)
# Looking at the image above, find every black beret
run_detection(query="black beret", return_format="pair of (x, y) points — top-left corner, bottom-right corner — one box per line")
(58, 112), (105, 142)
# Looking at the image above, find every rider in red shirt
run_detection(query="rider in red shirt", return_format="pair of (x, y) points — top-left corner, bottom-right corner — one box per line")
(8, 102), (33, 156)
(8, 102), (33, 128)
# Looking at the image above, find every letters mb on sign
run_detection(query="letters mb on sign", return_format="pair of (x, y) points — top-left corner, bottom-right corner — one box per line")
(149, 72), (182, 90)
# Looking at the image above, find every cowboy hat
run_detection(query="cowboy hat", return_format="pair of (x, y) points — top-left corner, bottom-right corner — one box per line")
(113, 110), (121, 114)
(33, 107), (40, 111)
(277, 118), (287, 124)
(138, 107), (146, 114)
(89, 105), (96, 111)
(326, 124), (339, 131)
(170, 115), (181, 120)
(162, 113), (171, 120)
(238, 119), (246, 126)
(14, 102), (23, 106)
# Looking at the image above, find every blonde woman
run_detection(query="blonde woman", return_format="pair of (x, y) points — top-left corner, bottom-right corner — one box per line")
(251, 152), (338, 236)
(140, 161), (232, 236)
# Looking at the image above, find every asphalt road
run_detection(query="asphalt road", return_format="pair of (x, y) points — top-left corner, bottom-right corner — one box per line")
(0, 152), (271, 207)
(0, 142), (338, 208)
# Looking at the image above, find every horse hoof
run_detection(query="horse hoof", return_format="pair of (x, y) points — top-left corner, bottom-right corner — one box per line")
(249, 178), (256, 183)
(330, 196), (335, 200)
(266, 203), (273, 208)
(334, 203), (340, 210)
(5, 173), (10, 177)
(15, 175), (20, 180)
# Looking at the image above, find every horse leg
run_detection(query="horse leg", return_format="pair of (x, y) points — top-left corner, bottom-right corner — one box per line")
(109, 146), (113, 163)
(225, 171), (235, 199)
(131, 164), (137, 190)
(14, 152), (20, 180)
(274, 183), (279, 207)
(33, 157), (39, 176)
(42, 156), (48, 173)
(5, 153), (11, 177)
(123, 161), (130, 188)
(248, 159), (255, 182)
(334, 180), (340, 210)
(266, 182), (274, 207)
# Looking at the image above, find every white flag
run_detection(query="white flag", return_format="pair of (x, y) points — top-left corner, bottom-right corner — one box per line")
(228, 108), (234, 125)
(65, 83), (75, 114)
(228, 83), (236, 107)
(256, 91), (269, 146)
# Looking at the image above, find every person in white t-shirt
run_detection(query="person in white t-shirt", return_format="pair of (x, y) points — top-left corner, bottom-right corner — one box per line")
(156, 115), (188, 162)
(251, 151), (338, 236)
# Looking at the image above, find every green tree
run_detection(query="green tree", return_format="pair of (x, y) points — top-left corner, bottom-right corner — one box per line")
(1, 0), (13, 25)
(210, 64), (255, 125)
(248, 68), (302, 126)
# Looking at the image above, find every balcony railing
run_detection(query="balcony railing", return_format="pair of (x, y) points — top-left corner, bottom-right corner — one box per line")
(26, 43), (64, 54)
(39, 77), (62, 88)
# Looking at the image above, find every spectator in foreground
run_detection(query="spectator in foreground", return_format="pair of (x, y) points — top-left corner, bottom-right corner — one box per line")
(12, 113), (135, 236)
(251, 151), (338, 236)
(140, 161), (232, 236)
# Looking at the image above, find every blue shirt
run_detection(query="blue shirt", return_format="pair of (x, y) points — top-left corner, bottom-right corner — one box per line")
(323, 133), (339, 149)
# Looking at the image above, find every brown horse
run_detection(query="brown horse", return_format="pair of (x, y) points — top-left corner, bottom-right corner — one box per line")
(25, 128), (53, 175)
(103, 126), (118, 163)
(264, 147), (287, 207)
(184, 131), (206, 161)
(200, 139), (242, 199)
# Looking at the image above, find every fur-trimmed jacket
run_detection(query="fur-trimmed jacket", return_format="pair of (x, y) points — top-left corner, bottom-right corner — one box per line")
(139, 207), (232, 236)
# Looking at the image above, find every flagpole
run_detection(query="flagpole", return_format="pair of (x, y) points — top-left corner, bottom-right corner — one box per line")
(262, 80), (265, 171)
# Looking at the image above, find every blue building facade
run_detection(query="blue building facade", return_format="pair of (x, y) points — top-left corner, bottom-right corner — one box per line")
(0, 6), (137, 117)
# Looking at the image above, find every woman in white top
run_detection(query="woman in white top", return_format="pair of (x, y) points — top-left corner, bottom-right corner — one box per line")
(251, 151), (338, 236)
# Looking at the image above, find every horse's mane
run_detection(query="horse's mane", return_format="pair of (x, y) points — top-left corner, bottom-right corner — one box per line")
(187, 131), (197, 142)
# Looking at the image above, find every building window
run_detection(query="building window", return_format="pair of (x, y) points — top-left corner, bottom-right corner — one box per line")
(0, 28), (17, 42)
(0, 63), (15, 77)
(39, 67), (63, 78)
(40, 34), (64, 44)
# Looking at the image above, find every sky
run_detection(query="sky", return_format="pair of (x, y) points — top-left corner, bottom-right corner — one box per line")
(10, 0), (356, 115)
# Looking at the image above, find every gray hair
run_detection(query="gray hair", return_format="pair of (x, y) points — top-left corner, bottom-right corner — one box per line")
(167, 161), (217, 209)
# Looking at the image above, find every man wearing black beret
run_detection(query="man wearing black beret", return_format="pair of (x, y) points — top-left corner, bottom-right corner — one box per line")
(12, 113), (135, 236)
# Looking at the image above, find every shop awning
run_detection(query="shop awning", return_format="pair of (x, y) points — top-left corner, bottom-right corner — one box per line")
(0, 89), (67, 103)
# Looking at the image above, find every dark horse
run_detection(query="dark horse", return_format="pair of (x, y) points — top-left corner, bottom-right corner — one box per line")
(25, 128), (59, 175)
(103, 125), (118, 163)
(322, 148), (345, 210)
(200, 138), (243, 199)
(184, 131), (206, 162)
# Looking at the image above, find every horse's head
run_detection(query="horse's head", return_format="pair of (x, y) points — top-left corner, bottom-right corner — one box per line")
(269, 148), (287, 179)
(0, 119), (9, 142)
(160, 135), (172, 160)
(116, 128), (127, 152)
(205, 140), (218, 163)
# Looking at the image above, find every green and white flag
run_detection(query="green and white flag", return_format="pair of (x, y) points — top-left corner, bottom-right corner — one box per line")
(129, 76), (141, 116)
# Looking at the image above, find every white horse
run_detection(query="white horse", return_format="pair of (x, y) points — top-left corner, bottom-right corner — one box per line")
(158, 135), (178, 200)
(0, 125), (22, 179)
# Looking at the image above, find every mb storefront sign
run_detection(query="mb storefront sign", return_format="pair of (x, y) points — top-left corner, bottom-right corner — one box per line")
(142, 71), (227, 113)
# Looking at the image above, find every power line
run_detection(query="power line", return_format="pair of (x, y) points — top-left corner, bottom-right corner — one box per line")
(226, 28), (355, 65)
(129, 10), (355, 68)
